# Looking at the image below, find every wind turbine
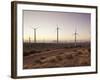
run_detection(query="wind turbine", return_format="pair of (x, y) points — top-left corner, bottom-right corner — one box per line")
(32, 27), (39, 43)
(28, 36), (31, 48)
(56, 25), (60, 44)
(74, 27), (78, 47)
(29, 36), (31, 43)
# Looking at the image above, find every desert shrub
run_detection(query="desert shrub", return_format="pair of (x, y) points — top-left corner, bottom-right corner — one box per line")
(77, 51), (83, 55)
(56, 55), (63, 61)
(64, 46), (69, 49)
(40, 56), (46, 60)
(88, 48), (91, 52)
(30, 50), (41, 53)
(81, 61), (89, 65)
(73, 49), (77, 52)
(49, 59), (56, 63)
(45, 49), (50, 51)
(77, 45), (82, 48)
(66, 54), (73, 59)
(69, 46), (74, 48)
(34, 59), (42, 64)
(23, 51), (30, 56)
(64, 46), (74, 49)
(49, 56), (57, 63)
(23, 50), (42, 56)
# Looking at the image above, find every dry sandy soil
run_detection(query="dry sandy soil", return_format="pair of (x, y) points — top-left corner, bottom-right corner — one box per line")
(23, 47), (90, 69)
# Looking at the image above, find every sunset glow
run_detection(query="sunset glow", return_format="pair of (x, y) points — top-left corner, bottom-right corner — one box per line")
(23, 10), (91, 43)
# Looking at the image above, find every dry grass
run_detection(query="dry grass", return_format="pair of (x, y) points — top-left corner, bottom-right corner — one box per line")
(23, 46), (91, 69)
(23, 50), (42, 56)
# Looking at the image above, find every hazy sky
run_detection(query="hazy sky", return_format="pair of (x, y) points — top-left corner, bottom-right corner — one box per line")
(23, 10), (91, 42)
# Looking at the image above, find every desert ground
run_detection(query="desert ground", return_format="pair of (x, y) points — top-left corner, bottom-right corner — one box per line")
(23, 42), (91, 69)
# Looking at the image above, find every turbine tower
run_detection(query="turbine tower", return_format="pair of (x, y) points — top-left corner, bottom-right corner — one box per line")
(32, 27), (38, 43)
(56, 25), (60, 43)
(29, 36), (31, 48)
(29, 36), (31, 43)
(74, 27), (78, 47)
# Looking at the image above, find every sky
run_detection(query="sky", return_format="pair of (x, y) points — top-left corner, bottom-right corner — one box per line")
(23, 10), (91, 43)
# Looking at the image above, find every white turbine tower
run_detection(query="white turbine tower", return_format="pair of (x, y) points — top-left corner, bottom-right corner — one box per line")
(32, 27), (39, 43)
(74, 27), (78, 47)
(56, 25), (60, 44)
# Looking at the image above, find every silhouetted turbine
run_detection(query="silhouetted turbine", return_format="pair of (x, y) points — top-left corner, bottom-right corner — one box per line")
(29, 36), (31, 43)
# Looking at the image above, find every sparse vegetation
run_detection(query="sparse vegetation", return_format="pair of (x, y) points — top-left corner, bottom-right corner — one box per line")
(24, 50), (42, 56)
(23, 42), (91, 69)
(88, 48), (91, 52)
(34, 59), (42, 64)
(56, 55), (63, 61)
(45, 49), (50, 51)
(66, 54), (73, 60)
(77, 51), (83, 55)
(40, 56), (46, 59)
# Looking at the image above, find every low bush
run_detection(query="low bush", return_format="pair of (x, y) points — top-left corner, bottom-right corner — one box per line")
(23, 50), (42, 56)
(34, 59), (42, 64)
(56, 55), (63, 61)
(66, 54), (73, 59)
